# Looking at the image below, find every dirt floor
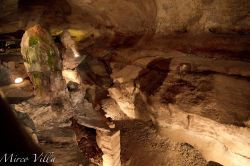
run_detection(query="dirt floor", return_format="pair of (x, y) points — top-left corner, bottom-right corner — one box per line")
(116, 120), (207, 166)
(74, 119), (208, 166)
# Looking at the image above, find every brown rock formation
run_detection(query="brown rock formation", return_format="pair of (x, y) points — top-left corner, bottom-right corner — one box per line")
(0, 0), (250, 166)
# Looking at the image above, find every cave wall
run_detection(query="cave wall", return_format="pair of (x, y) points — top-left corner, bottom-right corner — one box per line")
(105, 49), (250, 166)
(1, 0), (250, 36)
(0, 0), (250, 165)
(1, 0), (250, 58)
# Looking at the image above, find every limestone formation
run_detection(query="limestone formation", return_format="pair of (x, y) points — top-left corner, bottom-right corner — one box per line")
(0, 1), (250, 166)
(96, 130), (121, 166)
(20, 25), (63, 99)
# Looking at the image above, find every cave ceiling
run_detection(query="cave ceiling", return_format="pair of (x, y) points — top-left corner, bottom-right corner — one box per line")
(0, 0), (250, 58)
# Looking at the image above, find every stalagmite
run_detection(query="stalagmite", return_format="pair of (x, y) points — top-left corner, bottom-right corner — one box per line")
(96, 130), (121, 166)
(20, 25), (64, 100)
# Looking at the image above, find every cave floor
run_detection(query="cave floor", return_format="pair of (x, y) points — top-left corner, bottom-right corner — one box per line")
(72, 119), (207, 166)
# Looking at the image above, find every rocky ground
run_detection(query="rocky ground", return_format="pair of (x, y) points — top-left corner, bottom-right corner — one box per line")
(2, 47), (249, 165)
(116, 120), (207, 166)
(71, 118), (209, 166)
(1, 1), (250, 164)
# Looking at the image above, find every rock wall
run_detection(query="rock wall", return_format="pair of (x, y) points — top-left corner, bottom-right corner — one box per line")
(104, 49), (250, 166)
(1, 1), (250, 165)
(0, 0), (249, 55)
(1, 0), (250, 34)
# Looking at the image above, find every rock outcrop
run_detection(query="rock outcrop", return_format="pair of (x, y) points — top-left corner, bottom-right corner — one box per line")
(0, 1), (250, 166)
(106, 49), (250, 166)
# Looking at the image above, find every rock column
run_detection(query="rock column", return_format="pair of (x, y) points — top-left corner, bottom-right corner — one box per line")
(96, 129), (121, 166)
(20, 25), (64, 100)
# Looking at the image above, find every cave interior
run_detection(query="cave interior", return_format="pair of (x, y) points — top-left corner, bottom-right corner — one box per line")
(0, 0), (250, 166)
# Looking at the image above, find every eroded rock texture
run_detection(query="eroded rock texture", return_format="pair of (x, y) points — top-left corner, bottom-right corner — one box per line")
(107, 50), (250, 166)
(20, 25), (63, 99)
(1, 0), (250, 55)
(0, 0), (250, 166)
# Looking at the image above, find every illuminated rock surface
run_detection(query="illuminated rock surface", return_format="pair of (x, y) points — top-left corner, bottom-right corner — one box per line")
(0, 0), (250, 165)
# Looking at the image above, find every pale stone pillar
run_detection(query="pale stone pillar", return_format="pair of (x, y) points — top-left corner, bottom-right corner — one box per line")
(96, 130), (121, 166)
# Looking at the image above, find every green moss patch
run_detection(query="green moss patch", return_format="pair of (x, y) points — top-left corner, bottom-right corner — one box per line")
(29, 36), (39, 47)
(31, 72), (42, 89)
(47, 50), (56, 71)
